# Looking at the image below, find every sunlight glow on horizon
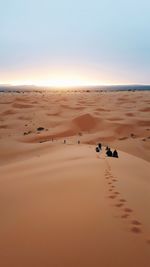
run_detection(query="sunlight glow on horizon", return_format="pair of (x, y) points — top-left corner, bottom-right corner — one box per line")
(0, 69), (142, 87)
(0, 70), (114, 87)
(9, 79), (107, 87)
(1, 74), (115, 87)
(0, 78), (141, 88)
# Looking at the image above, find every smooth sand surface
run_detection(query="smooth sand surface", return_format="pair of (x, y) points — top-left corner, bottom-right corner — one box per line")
(0, 90), (150, 266)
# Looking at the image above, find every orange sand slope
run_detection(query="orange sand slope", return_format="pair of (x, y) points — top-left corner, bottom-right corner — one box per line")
(0, 144), (150, 267)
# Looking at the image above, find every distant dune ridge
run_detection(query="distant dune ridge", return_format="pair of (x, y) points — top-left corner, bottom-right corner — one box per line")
(0, 89), (150, 267)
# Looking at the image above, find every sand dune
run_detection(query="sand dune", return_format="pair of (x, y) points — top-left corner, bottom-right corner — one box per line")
(1, 109), (17, 116)
(0, 144), (150, 267)
(47, 111), (61, 116)
(139, 107), (150, 112)
(72, 113), (99, 131)
(137, 120), (150, 127)
(107, 117), (124, 121)
(0, 90), (150, 266)
(13, 102), (34, 109)
(115, 123), (136, 135)
(0, 91), (149, 161)
(18, 115), (32, 120)
(126, 112), (134, 117)
(24, 129), (77, 143)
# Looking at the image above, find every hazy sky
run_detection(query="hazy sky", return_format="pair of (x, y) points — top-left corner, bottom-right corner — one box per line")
(0, 0), (150, 85)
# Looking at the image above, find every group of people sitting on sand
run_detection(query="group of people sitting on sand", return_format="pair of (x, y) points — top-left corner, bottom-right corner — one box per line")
(62, 139), (118, 158)
(96, 143), (119, 158)
(106, 146), (118, 158)
(96, 143), (102, 152)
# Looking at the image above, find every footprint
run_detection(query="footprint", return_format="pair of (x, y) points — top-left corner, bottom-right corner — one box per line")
(124, 208), (133, 213)
(146, 239), (150, 245)
(112, 179), (117, 182)
(121, 213), (130, 219)
(131, 220), (142, 226)
(115, 203), (124, 207)
(120, 199), (126, 203)
(131, 226), (142, 234)
(109, 195), (117, 199)
(114, 192), (120, 195)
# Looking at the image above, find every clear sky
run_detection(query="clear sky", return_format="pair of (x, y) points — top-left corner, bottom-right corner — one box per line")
(0, 0), (150, 86)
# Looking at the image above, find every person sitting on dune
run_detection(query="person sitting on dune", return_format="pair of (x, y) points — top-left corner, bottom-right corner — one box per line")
(106, 148), (112, 157)
(98, 143), (102, 150)
(106, 146), (109, 151)
(96, 146), (100, 153)
(113, 149), (119, 158)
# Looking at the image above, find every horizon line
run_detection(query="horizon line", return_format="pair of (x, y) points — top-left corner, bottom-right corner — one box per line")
(0, 83), (150, 88)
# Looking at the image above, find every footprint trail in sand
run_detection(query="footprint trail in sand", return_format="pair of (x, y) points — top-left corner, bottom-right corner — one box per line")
(104, 158), (150, 245)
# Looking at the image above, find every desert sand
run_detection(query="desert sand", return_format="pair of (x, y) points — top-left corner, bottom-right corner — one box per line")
(0, 90), (150, 267)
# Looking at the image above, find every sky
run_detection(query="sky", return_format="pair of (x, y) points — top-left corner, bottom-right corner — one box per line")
(0, 0), (150, 86)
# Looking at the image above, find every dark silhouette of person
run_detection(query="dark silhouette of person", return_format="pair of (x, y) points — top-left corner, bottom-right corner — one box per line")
(78, 140), (80, 144)
(113, 150), (119, 158)
(106, 146), (109, 151)
(96, 146), (100, 153)
(64, 139), (66, 144)
(98, 143), (102, 150)
(106, 148), (112, 157)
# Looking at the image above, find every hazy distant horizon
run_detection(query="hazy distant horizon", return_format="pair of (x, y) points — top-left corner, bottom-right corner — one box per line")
(1, 83), (150, 87)
(1, 84), (150, 92)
